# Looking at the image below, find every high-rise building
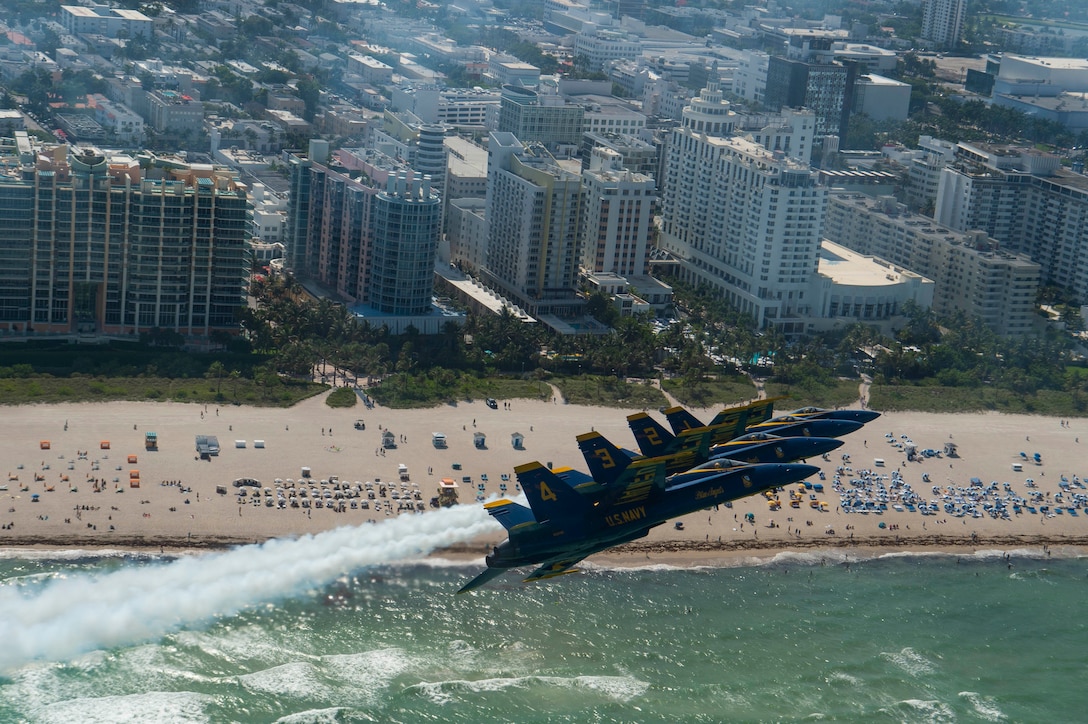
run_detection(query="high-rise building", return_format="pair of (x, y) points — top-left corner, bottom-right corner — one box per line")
(732, 51), (770, 106)
(921, 0), (967, 50)
(483, 132), (584, 317)
(146, 89), (204, 135)
(764, 57), (856, 142)
(580, 147), (656, 277)
(368, 176), (443, 315)
(852, 74), (911, 122)
(0, 136), (248, 337)
(658, 79), (826, 332)
(415, 124), (449, 192)
(935, 144), (1088, 300)
(497, 86), (585, 150)
(826, 193), (1040, 336)
(579, 132), (657, 176)
(572, 28), (642, 72)
(603, 0), (647, 21)
(898, 135), (957, 212)
(286, 143), (442, 313)
(60, 4), (152, 38)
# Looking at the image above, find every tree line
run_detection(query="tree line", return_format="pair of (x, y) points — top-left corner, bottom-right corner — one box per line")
(241, 273), (1086, 411)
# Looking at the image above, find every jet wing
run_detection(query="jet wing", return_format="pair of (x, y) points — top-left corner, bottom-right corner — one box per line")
(523, 556), (588, 584)
(458, 566), (510, 594)
(521, 522), (660, 584)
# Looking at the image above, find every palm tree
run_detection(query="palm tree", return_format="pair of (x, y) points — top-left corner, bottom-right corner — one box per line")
(206, 361), (226, 395)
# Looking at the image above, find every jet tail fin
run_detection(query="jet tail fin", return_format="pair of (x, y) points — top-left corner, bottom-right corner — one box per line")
(663, 406), (706, 435)
(516, 462), (592, 523)
(627, 412), (676, 457)
(705, 397), (783, 428)
(576, 431), (634, 486)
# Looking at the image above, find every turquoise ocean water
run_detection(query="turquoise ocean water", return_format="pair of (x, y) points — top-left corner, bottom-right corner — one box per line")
(0, 549), (1085, 723)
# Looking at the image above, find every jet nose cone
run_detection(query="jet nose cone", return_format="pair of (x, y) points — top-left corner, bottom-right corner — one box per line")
(797, 436), (844, 458)
(809, 419), (864, 438)
(776, 463), (820, 485)
(838, 409), (881, 424)
(775, 436), (841, 461)
(795, 463), (820, 479)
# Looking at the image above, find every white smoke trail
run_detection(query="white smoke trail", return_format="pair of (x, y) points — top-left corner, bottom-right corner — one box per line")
(0, 504), (498, 673)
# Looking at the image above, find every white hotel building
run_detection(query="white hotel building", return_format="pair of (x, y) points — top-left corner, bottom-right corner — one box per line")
(658, 78), (825, 333)
(581, 147), (656, 278)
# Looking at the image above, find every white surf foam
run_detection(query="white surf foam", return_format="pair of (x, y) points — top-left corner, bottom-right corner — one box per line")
(237, 661), (333, 700)
(409, 673), (650, 706)
(32, 691), (214, 724)
(825, 671), (862, 687)
(0, 504), (498, 673)
(959, 691), (1008, 721)
(880, 647), (939, 678)
(273, 707), (347, 724)
(0, 548), (157, 562)
(319, 648), (417, 705)
(890, 698), (956, 723)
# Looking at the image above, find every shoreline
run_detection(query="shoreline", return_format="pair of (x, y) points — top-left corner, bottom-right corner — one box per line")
(4, 396), (1088, 570)
(3, 531), (1087, 564)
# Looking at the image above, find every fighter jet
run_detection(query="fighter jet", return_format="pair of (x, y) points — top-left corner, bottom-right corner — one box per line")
(611, 397), (783, 475)
(706, 430), (844, 464)
(660, 397), (785, 446)
(576, 427), (838, 484)
(457, 457), (819, 593)
(744, 414), (864, 438)
(626, 409), (861, 469)
(614, 416), (712, 475)
(779, 406), (881, 424)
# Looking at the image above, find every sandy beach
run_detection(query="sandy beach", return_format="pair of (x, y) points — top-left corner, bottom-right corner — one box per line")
(3, 389), (1088, 562)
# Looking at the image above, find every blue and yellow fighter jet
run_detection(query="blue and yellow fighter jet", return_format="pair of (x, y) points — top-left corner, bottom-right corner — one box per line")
(457, 456), (819, 593)
(625, 410), (863, 469)
(776, 406), (881, 424)
(575, 427), (843, 484)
